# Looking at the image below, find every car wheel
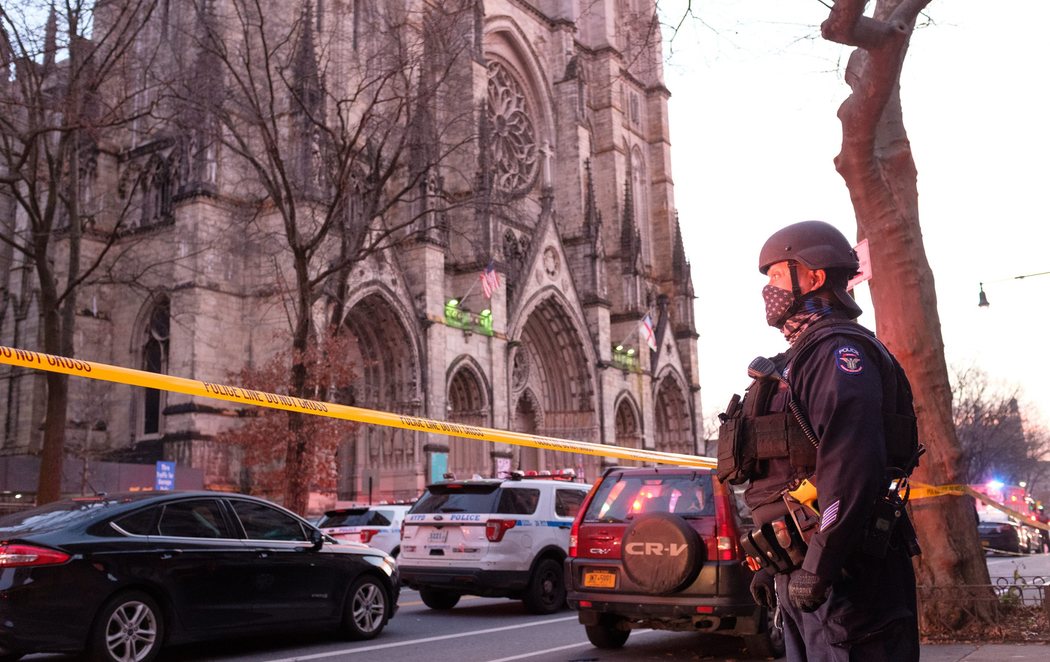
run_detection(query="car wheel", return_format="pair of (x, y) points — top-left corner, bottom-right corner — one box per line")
(419, 587), (460, 610)
(742, 608), (786, 659)
(342, 575), (389, 640)
(522, 558), (566, 615)
(585, 614), (630, 649)
(88, 590), (164, 662)
(390, 546), (400, 559)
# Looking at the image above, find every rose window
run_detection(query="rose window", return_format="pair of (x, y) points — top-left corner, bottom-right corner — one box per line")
(486, 62), (538, 197)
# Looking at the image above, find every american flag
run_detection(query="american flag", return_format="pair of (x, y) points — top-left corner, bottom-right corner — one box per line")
(480, 261), (500, 299)
(641, 313), (657, 351)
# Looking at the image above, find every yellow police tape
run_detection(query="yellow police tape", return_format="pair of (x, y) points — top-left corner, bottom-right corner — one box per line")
(910, 482), (1048, 531)
(3, 345), (1046, 532)
(0, 345), (713, 469)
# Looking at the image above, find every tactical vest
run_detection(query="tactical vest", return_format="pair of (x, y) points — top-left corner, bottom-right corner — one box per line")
(716, 320), (919, 488)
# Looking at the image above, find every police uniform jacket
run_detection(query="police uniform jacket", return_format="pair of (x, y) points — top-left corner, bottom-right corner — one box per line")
(746, 317), (905, 583)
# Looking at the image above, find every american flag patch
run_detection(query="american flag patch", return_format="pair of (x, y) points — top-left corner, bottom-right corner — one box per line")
(820, 499), (841, 532)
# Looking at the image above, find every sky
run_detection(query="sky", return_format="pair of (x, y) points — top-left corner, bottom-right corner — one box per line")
(658, 1), (1050, 436)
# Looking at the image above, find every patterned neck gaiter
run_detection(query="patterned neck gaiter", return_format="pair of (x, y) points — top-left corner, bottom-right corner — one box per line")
(780, 294), (836, 345)
(762, 284), (798, 328)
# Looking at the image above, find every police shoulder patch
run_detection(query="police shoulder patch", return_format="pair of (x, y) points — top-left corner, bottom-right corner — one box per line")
(835, 346), (864, 375)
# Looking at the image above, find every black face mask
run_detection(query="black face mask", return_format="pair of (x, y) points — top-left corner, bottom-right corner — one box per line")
(763, 284), (797, 328)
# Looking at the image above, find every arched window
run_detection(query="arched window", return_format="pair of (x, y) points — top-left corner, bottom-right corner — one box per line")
(631, 147), (650, 265)
(141, 298), (170, 436)
(352, 0), (360, 51)
(515, 391), (540, 471)
(654, 372), (693, 456)
(615, 396), (643, 467)
(138, 155), (173, 227)
(447, 362), (489, 478)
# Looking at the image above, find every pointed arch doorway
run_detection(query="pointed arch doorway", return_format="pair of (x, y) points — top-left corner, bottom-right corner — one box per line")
(654, 370), (695, 457)
(510, 295), (599, 480)
(339, 291), (422, 502)
(446, 359), (491, 479)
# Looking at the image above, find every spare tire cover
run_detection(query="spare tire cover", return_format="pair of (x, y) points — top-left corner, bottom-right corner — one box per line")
(621, 512), (703, 594)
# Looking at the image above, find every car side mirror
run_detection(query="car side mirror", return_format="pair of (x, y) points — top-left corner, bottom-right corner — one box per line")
(308, 527), (324, 551)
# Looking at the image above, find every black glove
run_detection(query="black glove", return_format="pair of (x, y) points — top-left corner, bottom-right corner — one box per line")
(787, 569), (830, 612)
(749, 570), (776, 609)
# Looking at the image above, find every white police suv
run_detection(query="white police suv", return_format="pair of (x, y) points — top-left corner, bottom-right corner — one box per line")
(317, 504), (411, 557)
(398, 471), (591, 614)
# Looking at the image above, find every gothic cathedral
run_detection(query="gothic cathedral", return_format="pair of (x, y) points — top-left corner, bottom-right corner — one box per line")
(0, 1), (701, 506)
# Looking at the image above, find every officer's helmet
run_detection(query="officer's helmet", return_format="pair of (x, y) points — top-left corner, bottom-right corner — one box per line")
(758, 220), (860, 276)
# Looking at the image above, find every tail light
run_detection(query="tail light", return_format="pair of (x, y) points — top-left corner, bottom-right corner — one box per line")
(0, 543), (71, 568)
(359, 529), (380, 544)
(485, 519), (517, 542)
(569, 480), (601, 558)
(568, 517), (580, 557)
(712, 489), (741, 562)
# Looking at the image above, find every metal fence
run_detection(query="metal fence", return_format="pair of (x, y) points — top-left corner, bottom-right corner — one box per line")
(918, 576), (1049, 636)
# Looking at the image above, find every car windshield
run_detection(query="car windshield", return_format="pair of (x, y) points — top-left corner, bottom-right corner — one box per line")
(583, 473), (714, 522)
(0, 496), (136, 536)
(410, 484), (500, 514)
(319, 509), (391, 527)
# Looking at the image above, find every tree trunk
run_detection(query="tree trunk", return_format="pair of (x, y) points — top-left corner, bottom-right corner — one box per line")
(822, 0), (994, 630)
(37, 371), (68, 504)
(32, 9), (86, 506)
(35, 272), (67, 505)
(283, 253), (313, 515)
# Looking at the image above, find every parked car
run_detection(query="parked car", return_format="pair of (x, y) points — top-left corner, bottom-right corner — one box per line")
(564, 465), (784, 658)
(978, 518), (1037, 554)
(0, 491), (399, 662)
(318, 504), (411, 557)
(398, 471), (591, 614)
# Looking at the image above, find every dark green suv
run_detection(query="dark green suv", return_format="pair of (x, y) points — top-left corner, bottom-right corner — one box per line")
(564, 466), (784, 658)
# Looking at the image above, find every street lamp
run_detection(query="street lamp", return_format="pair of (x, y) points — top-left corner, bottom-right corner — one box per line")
(977, 270), (1050, 307)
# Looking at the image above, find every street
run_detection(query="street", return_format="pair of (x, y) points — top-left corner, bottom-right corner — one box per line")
(163, 590), (753, 662)
(986, 549), (1050, 579)
(21, 589), (753, 662)
(25, 553), (1048, 662)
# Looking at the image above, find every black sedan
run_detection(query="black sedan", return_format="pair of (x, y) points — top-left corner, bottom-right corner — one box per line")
(0, 491), (399, 662)
(978, 519), (1036, 554)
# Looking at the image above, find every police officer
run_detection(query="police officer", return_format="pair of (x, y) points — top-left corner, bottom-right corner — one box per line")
(733, 221), (920, 661)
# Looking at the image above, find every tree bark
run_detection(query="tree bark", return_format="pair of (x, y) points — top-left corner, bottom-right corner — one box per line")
(4, 3), (152, 504)
(283, 252), (314, 515)
(822, 0), (994, 629)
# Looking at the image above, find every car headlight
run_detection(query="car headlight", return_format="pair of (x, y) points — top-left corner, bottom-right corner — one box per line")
(362, 552), (396, 576)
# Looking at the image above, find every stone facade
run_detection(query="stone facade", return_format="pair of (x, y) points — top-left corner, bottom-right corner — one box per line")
(0, 0), (701, 505)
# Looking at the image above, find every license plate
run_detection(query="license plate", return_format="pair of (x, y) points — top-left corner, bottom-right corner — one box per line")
(428, 530), (448, 543)
(583, 570), (616, 589)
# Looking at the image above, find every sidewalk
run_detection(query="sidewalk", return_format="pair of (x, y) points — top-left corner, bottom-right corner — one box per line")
(921, 642), (1050, 661)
